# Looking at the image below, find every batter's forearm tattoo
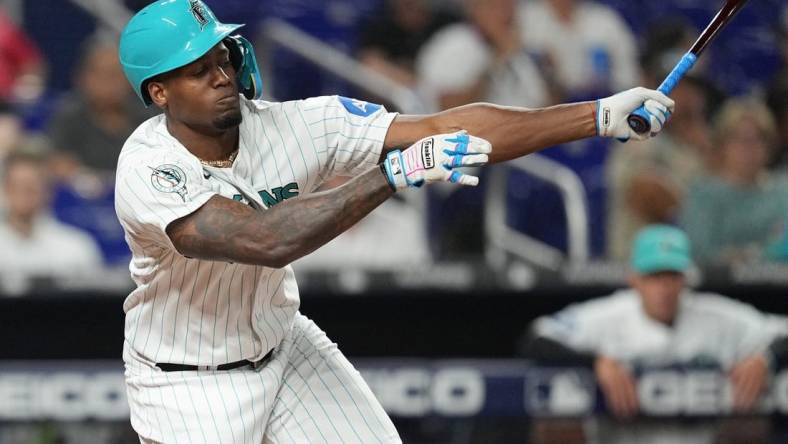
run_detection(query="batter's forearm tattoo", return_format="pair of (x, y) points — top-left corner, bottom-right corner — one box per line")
(168, 166), (394, 267)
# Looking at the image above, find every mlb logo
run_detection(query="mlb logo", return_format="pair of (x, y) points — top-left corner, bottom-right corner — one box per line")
(339, 96), (382, 117)
(389, 156), (402, 175)
(524, 369), (595, 416)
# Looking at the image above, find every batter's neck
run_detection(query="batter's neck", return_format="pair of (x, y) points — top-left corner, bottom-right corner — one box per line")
(165, 118), (240, 162)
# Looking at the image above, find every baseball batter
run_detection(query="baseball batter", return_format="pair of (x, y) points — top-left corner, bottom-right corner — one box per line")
(115, 1), (674, 443)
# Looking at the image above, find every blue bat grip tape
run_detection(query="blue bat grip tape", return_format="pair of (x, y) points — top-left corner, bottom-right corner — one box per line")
(658, 52), (698, 95)
(628, 52), (697, 134)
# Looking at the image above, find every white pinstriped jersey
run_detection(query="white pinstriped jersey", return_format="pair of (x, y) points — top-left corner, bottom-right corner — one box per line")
(115, 95), (397, 366)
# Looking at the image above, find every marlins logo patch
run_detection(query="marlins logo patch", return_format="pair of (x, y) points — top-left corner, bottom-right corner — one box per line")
(189, 0), (209, 28)
(150, 164), (188, 202)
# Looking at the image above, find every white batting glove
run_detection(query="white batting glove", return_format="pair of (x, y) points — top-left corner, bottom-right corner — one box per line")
(597, 87), (676, 142)
(383, 130), (491, 190)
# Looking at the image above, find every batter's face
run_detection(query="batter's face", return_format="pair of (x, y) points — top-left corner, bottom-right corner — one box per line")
(79, 44), (129, 109)
(721, 119), (770, 183)
(148, 43), (242, 134)
(630, 271), (685, 325)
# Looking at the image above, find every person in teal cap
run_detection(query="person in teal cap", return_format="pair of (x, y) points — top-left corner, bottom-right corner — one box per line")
(114, 1), (675, 442)
(522, 224), (788, 443)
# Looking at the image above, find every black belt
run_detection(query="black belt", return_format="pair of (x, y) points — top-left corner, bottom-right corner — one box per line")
(156, 349), (273, 372)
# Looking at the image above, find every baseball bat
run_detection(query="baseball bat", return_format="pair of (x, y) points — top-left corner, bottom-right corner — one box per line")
(627, 0), (750, 134)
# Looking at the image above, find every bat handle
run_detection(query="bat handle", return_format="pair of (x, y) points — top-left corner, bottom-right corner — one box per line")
(627, 52), (698, 134)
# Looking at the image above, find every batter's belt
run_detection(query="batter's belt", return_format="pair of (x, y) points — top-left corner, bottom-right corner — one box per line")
(156, 348), (274, 372)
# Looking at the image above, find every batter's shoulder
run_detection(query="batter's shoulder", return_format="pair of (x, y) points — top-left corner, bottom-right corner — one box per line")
(116, 115), (200, 175)
(243, 96), (280, 112)
(120, 114), (166, 155)
(240, 96), (330, 124)
(242, 95), (336, 120)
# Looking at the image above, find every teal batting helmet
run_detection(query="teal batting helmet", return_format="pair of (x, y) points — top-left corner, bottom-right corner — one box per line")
(119, 0), (263, 107)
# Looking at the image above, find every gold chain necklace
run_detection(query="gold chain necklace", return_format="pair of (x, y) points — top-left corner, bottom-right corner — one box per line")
(199, 148), (239, 168)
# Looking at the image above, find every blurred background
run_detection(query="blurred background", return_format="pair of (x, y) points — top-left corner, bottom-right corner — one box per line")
(0, 0), (787, 442)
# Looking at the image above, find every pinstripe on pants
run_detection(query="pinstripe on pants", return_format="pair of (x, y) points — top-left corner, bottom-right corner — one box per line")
(126, 313), (401, 444)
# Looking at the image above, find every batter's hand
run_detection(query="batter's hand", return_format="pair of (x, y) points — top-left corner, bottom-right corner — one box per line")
(383, 130), (491, 190)
(594, 355), (639, 419)
(597, 87), (675, 142)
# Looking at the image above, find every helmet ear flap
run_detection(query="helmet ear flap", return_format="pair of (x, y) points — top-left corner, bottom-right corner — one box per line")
(225, 36), (244, 71)
(223, 35), (263, 101)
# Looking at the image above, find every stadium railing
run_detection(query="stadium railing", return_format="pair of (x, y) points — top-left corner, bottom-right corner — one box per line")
(485, 156), (590, 271)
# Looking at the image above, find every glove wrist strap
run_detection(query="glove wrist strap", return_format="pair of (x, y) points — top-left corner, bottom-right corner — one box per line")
(382, 150), (408, 190)
(596, 98), (612, 138)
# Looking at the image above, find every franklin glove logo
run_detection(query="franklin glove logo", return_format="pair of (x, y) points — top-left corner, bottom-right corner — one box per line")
(422, 138), (435, 169)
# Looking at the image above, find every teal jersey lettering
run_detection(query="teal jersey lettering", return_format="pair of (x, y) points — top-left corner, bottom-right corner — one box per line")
(233, 182), (300, 207)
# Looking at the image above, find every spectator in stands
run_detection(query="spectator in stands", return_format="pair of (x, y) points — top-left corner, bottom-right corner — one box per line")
(766, 19), (788, 261)
(47, 34), (154, 178)
(292, 198), (430, 270)
(0, 100), (23, 162)
(0, 100), (26, 211)
(606, 77), (715, 260)
(0, 9), (45, 103)
(416, 0), (549, 111)
(0, 150), (103, 296)
(766, 9), (788, 169)
(518, 0), (640, 100)
(681, 98), (787, 265)
(357, 0), (456, 90)
(522, 224), (788, 443)
(294, 176), (431, 271)
(606, 22), (718, 260)
(767, 82), (787, 170)
(415, 0), (551, 259)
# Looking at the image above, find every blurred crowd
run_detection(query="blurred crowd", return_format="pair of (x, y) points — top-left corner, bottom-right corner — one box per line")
(1, 0), (787, 295)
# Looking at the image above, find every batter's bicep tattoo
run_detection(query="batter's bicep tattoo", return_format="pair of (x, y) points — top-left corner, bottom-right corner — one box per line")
(166, 166), (393, 266)
(166, 195), (259, 260)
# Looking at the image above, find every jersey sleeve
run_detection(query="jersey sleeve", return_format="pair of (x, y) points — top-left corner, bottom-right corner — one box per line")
(533, 297), (615, 353)
(692, 293), (788, 367)
(727, 302), (788, 361)
(296, 95), (397, 180)
(114, 148), (216, 250)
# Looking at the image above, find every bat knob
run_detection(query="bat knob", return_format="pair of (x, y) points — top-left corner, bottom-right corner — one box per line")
(627, 106), (652, 134)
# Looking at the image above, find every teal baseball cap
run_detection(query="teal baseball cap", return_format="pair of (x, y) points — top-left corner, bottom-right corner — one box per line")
(630, 225), (692, 274)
